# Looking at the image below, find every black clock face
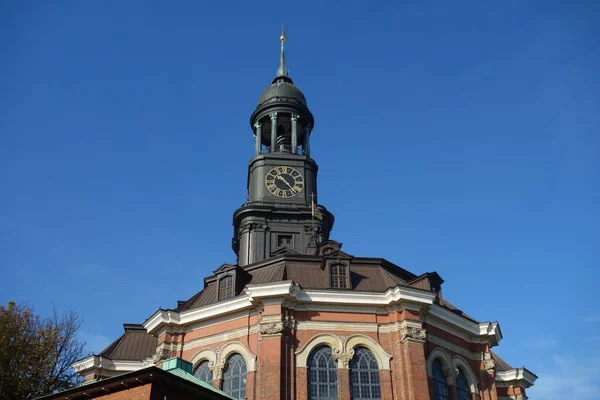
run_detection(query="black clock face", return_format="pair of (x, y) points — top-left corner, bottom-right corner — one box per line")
(265, 166), (304, 198)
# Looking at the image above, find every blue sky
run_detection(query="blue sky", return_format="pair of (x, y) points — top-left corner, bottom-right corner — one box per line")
(1, 1), (598, 398)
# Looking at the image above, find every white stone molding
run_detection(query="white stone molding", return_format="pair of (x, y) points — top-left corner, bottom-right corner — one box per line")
(426, 347), (454, 385)
(217, 341), (257, 373)
(428, 305), (502, 346)
(72, 355), (153, 376)
(496, 368), (537, 388)
(344, 334), (392, 370)
(295, 333), (343, 368)
(190, 348), (218, 373)
(144, 281), (437, 335)
(452, 355), (479, 393)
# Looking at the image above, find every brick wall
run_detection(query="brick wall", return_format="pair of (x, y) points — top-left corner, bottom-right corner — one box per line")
(171, 306), (507, 400)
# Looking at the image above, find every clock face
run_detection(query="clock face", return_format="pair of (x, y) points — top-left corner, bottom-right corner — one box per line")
(265, 166), (304, 198)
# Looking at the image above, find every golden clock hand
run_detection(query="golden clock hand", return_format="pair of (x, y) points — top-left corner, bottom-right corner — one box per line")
(275, 174), (293, 189)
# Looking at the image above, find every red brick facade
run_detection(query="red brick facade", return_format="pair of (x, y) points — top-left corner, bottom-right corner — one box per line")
(148, 303), (528, 400)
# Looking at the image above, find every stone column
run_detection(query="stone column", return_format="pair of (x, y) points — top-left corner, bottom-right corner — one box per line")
(291, 114), (298, 154)
(303, 125), (310, 156)
(270, 112), (278, 153)
(254, 122), (262, 156)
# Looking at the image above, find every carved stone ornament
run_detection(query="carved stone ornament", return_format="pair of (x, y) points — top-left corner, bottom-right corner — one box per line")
(211, 361), (225, 381)
(334, 354), (353, 369)
(153, 347), (171, 364)
(400, 326), (427, 342)
(332, 338), (355, 369)
(260, 322), (284, 336)
(483, 352), (495, 371)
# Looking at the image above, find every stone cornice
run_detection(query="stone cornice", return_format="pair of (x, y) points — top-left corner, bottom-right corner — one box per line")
(145, 282), (438, 335)
(72, 355), (154, 376)
(428, 304), (503, 346)
(496, 368), (537, 388)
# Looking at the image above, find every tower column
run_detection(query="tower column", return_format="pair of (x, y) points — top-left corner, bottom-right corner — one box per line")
(291, 114), (298, 154)
(270, 112), (278, 153)
(303, 126), (311, 156)
(254, 122), (262, 156)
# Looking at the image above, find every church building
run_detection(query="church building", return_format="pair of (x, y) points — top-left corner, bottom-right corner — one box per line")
(69, 33), (536, 400)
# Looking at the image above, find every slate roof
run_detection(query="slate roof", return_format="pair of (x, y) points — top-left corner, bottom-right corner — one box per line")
(439, 299), (478, 322)
(491, 351), (514, 371)
(177, 253), (427, 313)
(99, 324), (156, 361)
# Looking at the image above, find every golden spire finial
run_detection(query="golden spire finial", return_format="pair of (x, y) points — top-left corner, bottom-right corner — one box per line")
(280, 24), (287, 45)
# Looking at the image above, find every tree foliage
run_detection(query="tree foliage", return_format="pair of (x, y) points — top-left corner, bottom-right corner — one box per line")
(0, 301), (85, 400)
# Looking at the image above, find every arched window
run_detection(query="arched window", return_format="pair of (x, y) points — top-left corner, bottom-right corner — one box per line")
(193, 360), (213, 383)
(222, 353), (247, 399)
(456, 367), (471, 400)
(350, 346), (381, 399)
(432, 359), (449, 400)
(308, 346), (338, 400)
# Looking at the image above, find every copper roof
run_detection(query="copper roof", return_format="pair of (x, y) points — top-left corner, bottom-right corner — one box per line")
(99, 324), (156, 361)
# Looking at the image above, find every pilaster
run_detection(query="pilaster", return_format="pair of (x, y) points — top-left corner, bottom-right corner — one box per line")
(257, 311), (284, 399)
(396, 319), (430, 400)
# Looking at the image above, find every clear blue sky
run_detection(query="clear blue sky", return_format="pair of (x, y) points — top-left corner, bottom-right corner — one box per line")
(1, 1), (598, 398)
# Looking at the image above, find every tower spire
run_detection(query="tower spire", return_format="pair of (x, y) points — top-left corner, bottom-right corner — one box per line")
(276, 25), (288, 78)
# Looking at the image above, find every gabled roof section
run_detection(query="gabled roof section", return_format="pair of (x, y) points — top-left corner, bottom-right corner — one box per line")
(98, 323), (156, 361)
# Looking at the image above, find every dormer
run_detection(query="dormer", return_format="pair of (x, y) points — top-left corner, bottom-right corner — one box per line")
(318, 241), (354, 289)
(212, 263), (251, 301)
(408, 272), (445, 299)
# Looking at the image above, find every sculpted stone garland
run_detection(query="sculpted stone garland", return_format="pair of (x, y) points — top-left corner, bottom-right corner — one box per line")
(400, 326), (427, 342)
(259, 321), (284, 336)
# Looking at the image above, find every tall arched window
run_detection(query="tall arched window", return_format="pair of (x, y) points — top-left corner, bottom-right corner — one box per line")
(456, 368), (471, 400)
(222, 353), (247, 399)
(193, 360), (213, 383)
(432, 359), (449, 400)
(308, 346), (338, 400)
(350, 346), (381, 399)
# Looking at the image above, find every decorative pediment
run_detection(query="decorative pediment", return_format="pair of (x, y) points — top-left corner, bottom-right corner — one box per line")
(213, 263), (236, 274)
(317, 240), (343, 256)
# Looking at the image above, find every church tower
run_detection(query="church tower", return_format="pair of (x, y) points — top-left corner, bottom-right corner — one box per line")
(232, 31), (334, 266)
